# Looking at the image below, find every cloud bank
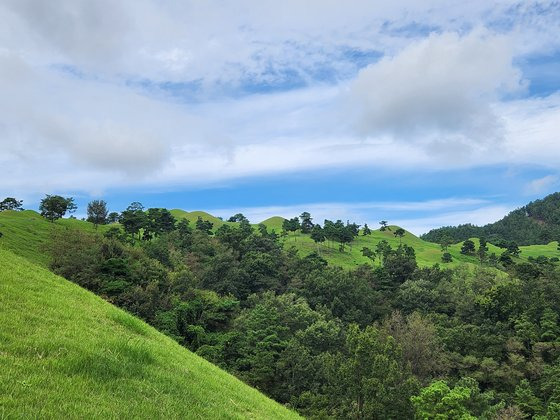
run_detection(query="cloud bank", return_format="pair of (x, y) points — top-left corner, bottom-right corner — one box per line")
(0, 1), (559, 200)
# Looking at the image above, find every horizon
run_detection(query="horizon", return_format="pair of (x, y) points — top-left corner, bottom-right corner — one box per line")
(2, 1), (560, 234)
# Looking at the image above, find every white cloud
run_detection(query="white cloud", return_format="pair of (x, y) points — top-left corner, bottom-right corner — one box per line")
(347, 30), (524, 149)
(0, 1), (559, 198)
(524, 175), (559, 195)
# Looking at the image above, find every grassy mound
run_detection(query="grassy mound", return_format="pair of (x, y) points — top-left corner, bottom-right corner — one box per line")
(0, 249), (299, 419)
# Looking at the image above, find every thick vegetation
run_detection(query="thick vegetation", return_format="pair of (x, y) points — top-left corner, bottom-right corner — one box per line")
(0, 248), (299, 419)
(422, 192), (560, 246)
(4, 195), (560, 418)
(26, 203), (560, 418)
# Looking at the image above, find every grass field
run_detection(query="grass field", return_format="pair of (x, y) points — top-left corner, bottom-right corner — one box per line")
(0, 248), (300, 419)
(0, 210), (113, 267)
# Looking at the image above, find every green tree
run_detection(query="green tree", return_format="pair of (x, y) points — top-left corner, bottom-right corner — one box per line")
(441, 252), (453, 263)
(507, 242), (521, 257)
(0, 197), (23, 211)
(143, 208), (176, 239)
(310, 225), (325, 253)
(439, 235), (453, 252)
(412, 381), (476, 419)
(282, 217), (301, 241)
(514, 379), (542, 417)
(299, 212), (314, 234)
(379, 220), (390, 231)
(375, 240), (392, 265)
(361, 247), (376, 264)
(394, 227), (406, 244)
(107, 212), (120, 224)
(460, 239), (476, 255)
(330, 324), (418, 419)
(499, 250), (514, 267)
(362, 223), (372, 236)
(86, 200), (108, 228)
(228, 213), (248, 223)
(120, 202), (147, 239)
(39, 195), (77, 222)
(195, 217), (214, 235)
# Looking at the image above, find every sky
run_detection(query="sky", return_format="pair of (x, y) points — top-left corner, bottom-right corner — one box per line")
(1, 0), (560, 234)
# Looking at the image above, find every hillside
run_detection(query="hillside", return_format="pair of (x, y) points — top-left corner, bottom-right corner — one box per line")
(422, 192), (560, 245)
(0, 210), (112, 266)
(0, 248), (299, 419)
(2, 209), (558, 272)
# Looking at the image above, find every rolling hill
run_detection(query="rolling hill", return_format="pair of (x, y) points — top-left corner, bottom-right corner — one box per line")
(2, 208), (558, 272)
(0, 248), (299, 419)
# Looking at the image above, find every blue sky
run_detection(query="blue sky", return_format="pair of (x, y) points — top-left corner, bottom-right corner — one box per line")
(1, 1), (560, 233)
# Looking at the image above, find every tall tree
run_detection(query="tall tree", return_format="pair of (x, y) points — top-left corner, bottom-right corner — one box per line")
(228, 213), (249, 223)
(310, 224), (325, 253)
(144, 208), (176, 239)
(196, 216), (214, 235)
(362, 223), (372, 236)
(439, 235), (453, 252)
(299, 212), (314, 234)
(361, 247), (376, 264)
(0, 197), (24, 211)
(394, 228), (406, 244)
(120, 202), (147, 239)
(460, 239), (476, 255)
(107, 212), (120, 224)
(39, 195), (77, 222)
(86, 200), (108, 228)
(282, 217), (301, 241)
(379, 220), (390, 231)
(330, 324), (418, 419)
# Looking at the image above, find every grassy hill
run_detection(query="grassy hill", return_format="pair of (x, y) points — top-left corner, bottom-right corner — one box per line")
(0, 210), (113, 267)
(170, 209), (234, 230)
(0, 248), (299, 419)
(280, 226), (559, 270)
(2, 209), (559, 272)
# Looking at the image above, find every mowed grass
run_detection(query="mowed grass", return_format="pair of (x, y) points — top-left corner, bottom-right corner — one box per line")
(0, 210), (113, 267)
(0, 249), (300, 419)
(279, 226), (477, 270)
(279, 227), (560, 270)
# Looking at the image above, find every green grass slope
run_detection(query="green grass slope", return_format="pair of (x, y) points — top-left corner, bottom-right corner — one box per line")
(0, 210), (113, 267)
(281, 227), (560, 270)
(0, 249), (299, 419)
(170, 209), (238, 231)
(281, 225), (477, 269)
(259, 216), (285, 232)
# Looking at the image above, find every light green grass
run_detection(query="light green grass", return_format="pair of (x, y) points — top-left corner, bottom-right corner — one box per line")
(281, 228), (560, 270)
(280, 226), (478, 269)
(0, 210), (113, 267)
(170, 209), (239, 231)
(0, 249), (300, 419)
(259, 216), (285, 232)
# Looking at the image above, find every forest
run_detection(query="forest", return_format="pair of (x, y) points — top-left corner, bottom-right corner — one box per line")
(22, 196), (560, 419)
(422, 193), (560, 246)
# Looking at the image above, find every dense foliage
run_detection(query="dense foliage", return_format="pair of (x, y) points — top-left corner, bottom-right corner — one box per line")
(44, 204), (560, 418)
(422, 192), (560, 246)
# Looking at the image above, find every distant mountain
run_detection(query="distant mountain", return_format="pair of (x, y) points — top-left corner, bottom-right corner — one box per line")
(421, 192), (560, 245)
